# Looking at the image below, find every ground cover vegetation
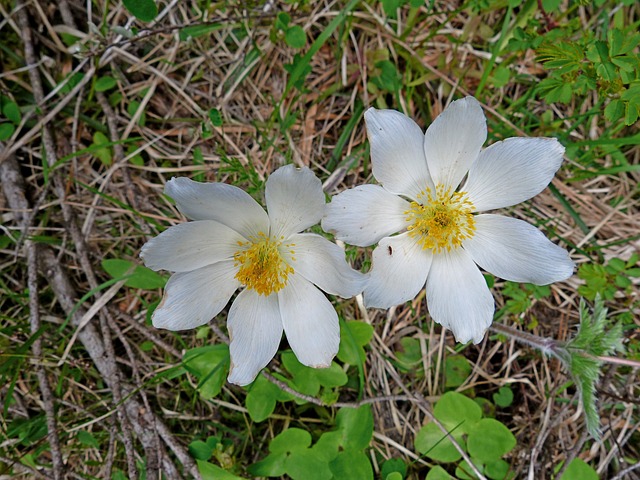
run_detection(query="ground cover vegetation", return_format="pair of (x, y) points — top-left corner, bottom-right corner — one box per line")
(0, 0), (638, 479)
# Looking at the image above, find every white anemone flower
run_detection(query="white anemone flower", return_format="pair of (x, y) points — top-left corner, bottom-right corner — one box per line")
(322, 96), (574, 344)
(141, 165), (367, 386)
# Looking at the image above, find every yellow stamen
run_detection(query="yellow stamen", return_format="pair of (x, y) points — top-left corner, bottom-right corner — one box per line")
(406, 185), (476, 253)
(234, 233), (294, 296)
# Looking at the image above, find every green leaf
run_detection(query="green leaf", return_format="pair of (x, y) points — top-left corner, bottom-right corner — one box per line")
(95, 76), (117, 92)
(335, 405), (374, 450)
(559, 458), (598, 480)
(414, 423), (463, 463)
(197, 460), (246, 480)
(246, 375), (291, 422)
(337, 320), (373, 365)
(127, 100), (146, 126)
(466, 418), (516, 463)
(2, 100), (21, 124)
(208, 108), (223, 127)
(287, 448), (333, 480)
(122, 0), (158, 22)
(179, 23), (228, 41)
(77, 430), (100, 449)
(0, 123), (15, 141)
(189, 440), (213, 461)
(182, 345), (230, 399)
(329, 450), (373, 480)
(381, 458), (407, 479)
(433, 392), (482, 433)
(101, 258), (166, 289)
(248, 452), (287, 477)
(604, 99), (624, 123)
(270, 428), (312, 454)
(282, 350), (347, 397)
(492, 386), (514, 408)
(426, 465), (454, 479)
(484, 459), (511, 480)
(285, 26), (306, 49)
(92, 131), (112, 166)
(444, 355), (471, 388)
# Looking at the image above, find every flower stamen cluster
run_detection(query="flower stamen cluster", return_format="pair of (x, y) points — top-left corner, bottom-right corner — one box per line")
(234, 233), (295, 296)
(406, 185), (476, 253)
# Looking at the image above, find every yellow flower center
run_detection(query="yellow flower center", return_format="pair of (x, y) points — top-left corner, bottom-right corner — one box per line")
(405, 185), (476, 253)
(233, 233), (295, 296)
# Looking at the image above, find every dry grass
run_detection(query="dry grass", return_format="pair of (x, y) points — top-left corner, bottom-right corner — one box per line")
(0, 0), (638, 479)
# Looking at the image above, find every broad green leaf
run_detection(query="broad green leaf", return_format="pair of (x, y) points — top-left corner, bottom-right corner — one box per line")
(337, 320), (373, 365)
(559, 458), (598, 480)
(287, 448), (333, 480)
(380, 458), (407, 479)
(484, 459), (511, 480)
(101, 258), (166, 289)
(122, 0), (158, 22)
(197, 460), (246, 480)
(77, 430), (100, 449)
(456, 459), (483, 480)
(335, 405), (374, 450)
(285, 26), (306, 49)
(188, 440), (213, 460)
(444, 355), (471, 388)
(426, 466), (454, 480)
(2, 100), (21, 124)
(270, 428), (312, 454)
(92, 131), (112, 166)
(248, 452), (287, 477)
(282, 350), (347, 397)
(466, 419), (516, 463)
(246, 375), (292, 422)
(434, 392), (482, 433)
(182, 345), (230, 399)
(208, 108), (223, 127)
(95, 76), (117, 92)
(329, 450), (373, 480)
(0, 123), (15, 141)
(604, 100), (624, 123)
(414, 423), (463, 463)
(493, 386), (514, 408)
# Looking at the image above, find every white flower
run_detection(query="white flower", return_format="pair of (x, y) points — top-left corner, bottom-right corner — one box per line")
(322, 97), (574, 344)
(141, 165), (367, 386)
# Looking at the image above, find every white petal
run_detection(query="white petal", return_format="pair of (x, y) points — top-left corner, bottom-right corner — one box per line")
(463, 214), (574, 284)
(322, 185), (410, 247)
(365, 108), (434, 198)
(424, 97), (487, 190)
(265, 165), (326, 239)
(152, 260), (239, 330)
(364, 233), (432, 309)
(140, 220), (246, 272)
(227, 289), (283, 386)
(278, 274), (339, 368)
(286, 233), (368, 298)
(165, 177), (269, 239)
(426, 248), (494, 344)
(464, 138), (565, 211)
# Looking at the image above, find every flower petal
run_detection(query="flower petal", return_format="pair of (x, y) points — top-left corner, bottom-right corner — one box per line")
(426, 248), (493, 344)
(227, 289), (283, 386)
(364, 233), (432, 309)
(463, 214), (574, 284)
(286, 233), (368, 298)
(464, 137), (565, 211)
(424, 96), (487, 190)
(365, 107), (434, 198)
(141, 220), (246, 272)
(278, 274), (339, 368)
(266, 165), (326, 239)
(322, 185), (411, 247)
(165, 177), (269, 239)
(152, 260), (239, 330)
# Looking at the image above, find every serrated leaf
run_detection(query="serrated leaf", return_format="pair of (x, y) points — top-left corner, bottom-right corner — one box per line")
(122, 0), (158, 22)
